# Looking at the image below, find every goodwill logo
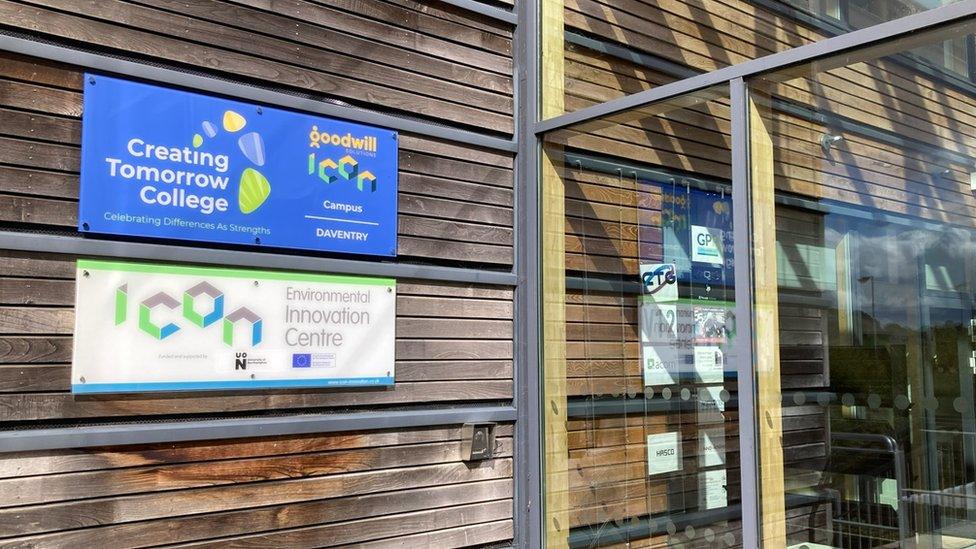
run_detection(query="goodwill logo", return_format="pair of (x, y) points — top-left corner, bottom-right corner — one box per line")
(79, 75), (398, 257)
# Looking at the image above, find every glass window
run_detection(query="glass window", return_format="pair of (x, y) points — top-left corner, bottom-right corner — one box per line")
(774, 0), (973, 81)
(541, 87), (746, 547)
(748, 17), (976, 547)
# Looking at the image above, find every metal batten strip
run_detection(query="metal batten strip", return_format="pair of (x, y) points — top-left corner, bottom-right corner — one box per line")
(536, 0), (976, 134)
(0, 231), (517, 286)
(514, 0), (542, 544)
(730, 77), (760, 549)
(0, 34), (517, 154)
(438, 0), (518, 25)
(565, 31), (699, 80)
(0, 406), (518, 453)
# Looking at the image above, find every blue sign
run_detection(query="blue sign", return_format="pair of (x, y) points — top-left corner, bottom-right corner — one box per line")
(78, 75), (398, 256)
(660, 185), (733, 287)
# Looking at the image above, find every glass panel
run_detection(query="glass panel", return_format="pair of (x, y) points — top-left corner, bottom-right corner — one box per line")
(541, 86), (745, 547)
(749, 17), (976, 548)
(541, 0), (974, 122)
(781, 0), (972, 81)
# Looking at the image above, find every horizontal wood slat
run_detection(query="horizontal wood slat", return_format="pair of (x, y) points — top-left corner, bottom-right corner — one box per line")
(0, 424), (514, 547)
(0, 0), (514, 133)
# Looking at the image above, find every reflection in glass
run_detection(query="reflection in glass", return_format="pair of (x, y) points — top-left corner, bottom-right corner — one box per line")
(542, 88), (744, 547)
(750, 16), (976, 548)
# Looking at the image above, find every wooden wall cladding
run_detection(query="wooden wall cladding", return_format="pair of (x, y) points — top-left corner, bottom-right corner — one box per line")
(0, 2), (515, 544)
(0, 0), (514, 134)
(0, 52), (515, 267)
(0, 423), (514, 547)
(0, 249), (514, 422)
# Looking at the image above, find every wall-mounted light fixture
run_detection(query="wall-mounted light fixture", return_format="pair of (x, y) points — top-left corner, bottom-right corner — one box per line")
(931, 167), (951, 179)
(820, 133), (843, 155)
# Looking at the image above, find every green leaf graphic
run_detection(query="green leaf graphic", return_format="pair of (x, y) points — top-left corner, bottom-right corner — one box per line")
(238, 168), (270, 214)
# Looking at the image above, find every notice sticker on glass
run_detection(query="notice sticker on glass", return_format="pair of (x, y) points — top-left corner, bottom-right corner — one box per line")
(646, 432), (683, 476)
(640, 263), (679, 303)
(698, 385), (726, 424)
(694, 305), (729, 345)
(642, 344), (682, 386)
(693, 346), (723, 383)
(691, 225), (724, 264)
(699, 468), (728, 510)
(641, 302), (678, 343)
(698, 426), (726, 467)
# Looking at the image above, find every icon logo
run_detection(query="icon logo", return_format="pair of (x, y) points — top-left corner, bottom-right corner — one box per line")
(114, 280), (262, 346)
(223, 307), (262, 346)
(183, 281), (224, 328)
(307, 125), (379, 192)
(138, 291), (181, 340)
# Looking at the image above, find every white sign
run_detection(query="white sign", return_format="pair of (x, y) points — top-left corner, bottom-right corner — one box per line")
(72, 260), (396, 393)
(698, 426), (726, 467)
(640, 262), (678, 302)
(699, 468), (728, 510)
(642, 344), (682, 386)
(646, 431), (683, 476)
(639, 268), (693, 386)
(698, 386), (726, 424)
(693, 346), (723, 383)
(691, 225), (724, 264)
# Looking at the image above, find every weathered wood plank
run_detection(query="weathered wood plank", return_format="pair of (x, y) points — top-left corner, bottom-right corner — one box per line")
(396, 318), (512, 339)
(398, 236), (512, 264)
(0, 79), (81, 116)
(0, 459), (513, 537)
(0, 336), (71, 363)
(0, 1), (513, 132)
(397, 296), (513, 319)
(342, 519), (514, 548)
(0, 424), (515, 478)
(0, 52), (84, 89)
(225, 0), (512, 73)
(0, 278), (73, 305)
(0, 439), (514, 507)
(2, 480), (512, 548)
(0, 165), (78, 199)
(0, 307), (73, 335)
(400, 217), (510, 250)
(0, 364), (66, 392)
(170, 499), (513, 548)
